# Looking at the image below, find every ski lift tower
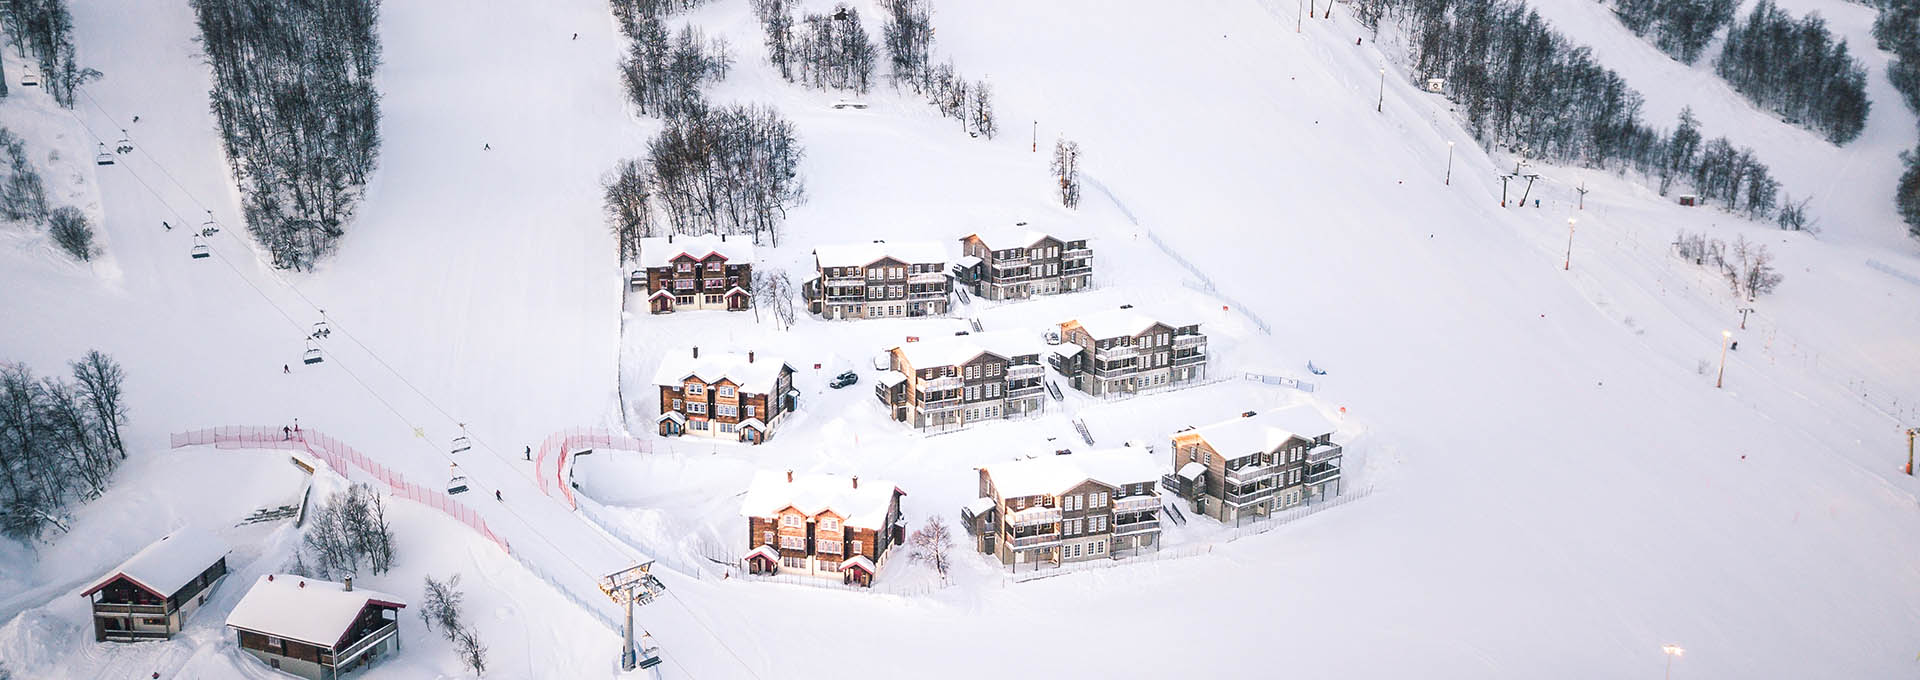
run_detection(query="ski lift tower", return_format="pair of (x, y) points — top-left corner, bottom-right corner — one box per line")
(600, 562), (667, 671)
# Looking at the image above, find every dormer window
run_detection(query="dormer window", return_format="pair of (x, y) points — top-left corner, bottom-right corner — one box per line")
(677, 262), (692, 272)
(687, 382), (705, 395)
(821, 518), (839, 532)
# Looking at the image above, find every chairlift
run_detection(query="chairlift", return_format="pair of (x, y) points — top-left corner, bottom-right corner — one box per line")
(311, 320), (330, 339)
(447, 463), (471, 495)
(637, 633), (664, 669)
(450, 435), (471, 454)
(201, 212), (220, 235)
(19, 68), (38, 87)
(94, 143), (114, 166)
(114, 130), (133, 154)
(302, 340), (324, 365)
(190, 235), (211, 259)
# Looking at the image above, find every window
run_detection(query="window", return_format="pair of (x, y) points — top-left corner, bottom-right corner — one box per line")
(671, 398), (682, 410)
(688, 402), (707, 414)
(822, 518), (838, 532)
(762, 530), (774, 544)
(782, 515), (802, 527)
(687, 383), (705, 395)
(708, 261), (723, 272)
(783, 555), (807, 569)
(717, 404), (737, 417)
(691, 419), (708, 430)
(675, 279), (693, 290)
(780, 536), (806, 551)
(704, 294), (721, 304)
(720, 422), (736, 433)
(677, 262), (692, 272)
(705, 278), (723, 289)
(818, 540), (842, 554)
(744, 405), (756, 418)
(850, 540), (863, 555)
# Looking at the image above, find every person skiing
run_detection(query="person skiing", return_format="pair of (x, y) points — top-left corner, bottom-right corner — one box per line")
(483, 143), (491, 151)
(495, 490), (503, 501)
(572, 32), (578, 40)
(1730, 340), (1739, 351)
(283, 364), (290, 374)
(162, 221), (172, 231)
(283, 425), (292, 440)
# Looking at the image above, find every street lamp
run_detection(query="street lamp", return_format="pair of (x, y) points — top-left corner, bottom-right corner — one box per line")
(1563, 218), (1576, 271)
(1716, 331), (1731, 388)
(1661, 644), (1684, 679)
(1905, 427), (1918, 476)
(1377, 67), (1386, 112)
(1445, 141), (1455, 185)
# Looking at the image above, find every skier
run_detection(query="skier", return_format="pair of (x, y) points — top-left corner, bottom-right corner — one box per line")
(495, 490), (503, 501)
(132, 116), (140, 123)
(162, 221), (172, 232)
(283, 425), (292, 440)
(283, 364), (291, 374)
(483, 143), (491, 151)
(1730, 340), (1739, 351)
(572, 32), (578, 40)
(524, 445), (532, 460)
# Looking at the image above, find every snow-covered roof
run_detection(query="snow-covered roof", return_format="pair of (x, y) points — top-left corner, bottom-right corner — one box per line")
(1065, 309), (1174, 340)
(891, 331), (1047, 370)
(1178, 462), (1207, 480)
(962, 228), (1083, 251)
(744, 545), (779, 562)
(877, 370), (908, 387)
(983, 449), (1163, 499)
(963, 497), (995, 516)
(638, 235), (754, 268)
(739, 470), (902, 530)
(225, 574), (407, 649)
(840, 555), (876, 573)
(813, 241), (950, 268)
(82, 526), (231, 599)
(657, 411), (686, 424)
(652, 349), (791, 393)
(953, 254), (982, 269)
(1184, 405), (1336, 457)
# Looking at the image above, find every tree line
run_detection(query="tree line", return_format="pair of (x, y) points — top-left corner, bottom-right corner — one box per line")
(191, 0), (381, 272)
(1716, 0), (1869, 145)
(0, 0), (98, 108)
(1606, 0), (1735, 64)
(605, 0), (806, 256)
(1874, 0), (1920, 236)
(876, 0), (996, 139)
(752, 1), (876, 94)
(1373, 0), (1790, 222)
(0, 351), (128, 541)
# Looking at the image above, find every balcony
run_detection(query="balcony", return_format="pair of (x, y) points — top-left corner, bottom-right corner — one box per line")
(1006, 532), (1062, 548)
(917, 375), (962, 391)
(1173, 354), (1208, 367)
(1007, 364), (1045, 380)
(1007, 385), (1045, 398)
(1062, 247), (1091, 259)
(101, 629), (172, 641)
(909, 272), (948, 285)
(1113, 517), (1159, 535)
(919, 399), (963, 413)
(1306, 467), (1341, 485)
(823, 275), (865, 287)
(333, 622), (398, 668)
(1224, 462), (1282, 484)
(1114, 495), (1160, 513)
(1223, 486), (1276, 506)
(1006, 506), (1061, 527)
(1095, 345), (1139, 361)
(94, 602), (170, 616)
(1174, 335), (1207, 349)
(992, 252), (1029, 264)
(1307, 444), (1343, 464)
(907, 289), (949, 300)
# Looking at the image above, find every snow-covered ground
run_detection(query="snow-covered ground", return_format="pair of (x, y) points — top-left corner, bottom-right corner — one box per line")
(3, 0), (1920, 677)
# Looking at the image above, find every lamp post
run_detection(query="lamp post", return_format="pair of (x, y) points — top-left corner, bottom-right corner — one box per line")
(1445, 141), (1455, 185)
(1377, 67), (1386, 112)
(1563, 218), (1576, 271)
(1716, 331), (1731, 388)
(1905, 427), (1918, 476)
(1661, 644), (1684, 679)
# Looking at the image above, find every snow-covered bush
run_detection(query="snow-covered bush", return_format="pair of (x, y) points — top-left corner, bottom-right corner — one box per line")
(47, 206), (94, 261)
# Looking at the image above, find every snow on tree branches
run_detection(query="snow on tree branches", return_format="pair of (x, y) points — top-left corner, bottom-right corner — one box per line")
(421, 573), (489, 676)
(1051, 137), (1082, 210)
(191, 0), (382, 271)
(909, 515), (953, 582)
(301, 483), (396, 579)
(0, 0), (99, 108)
(1717, 0), (1870, 145)
(1673, 230), (1783, 299)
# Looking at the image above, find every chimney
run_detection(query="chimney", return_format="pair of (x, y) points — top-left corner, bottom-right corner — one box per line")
(692, 346), (699, 359)
(749, 351), (755, 363)
(344, 575), (353, 592)
(852, 475), (859, 489)
(786, 469), (794, 483)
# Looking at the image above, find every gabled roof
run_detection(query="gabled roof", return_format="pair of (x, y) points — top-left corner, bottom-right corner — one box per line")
(744, 545), (779, 562)
(740, 470), (902, 530)
(226, 574), (407, 649)
(652, 349), (792, 393)
(982, 448), (1163, 499)
(82, 526), (231, 599)
(813, 241), (950, 268)
(962, 228), (1081, 251)
(639, 235), (754, 268)
(1064, 309), (1176, 340)
(890, 330), (1048, 370)
(1183, 405), (1337, 457)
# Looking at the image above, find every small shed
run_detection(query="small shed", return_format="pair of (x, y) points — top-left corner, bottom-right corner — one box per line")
(743, 545), (780, 575)
(81, 526), (232, 642)
(1678, 194), (1700, 206)
(226, 574), (408, 680)
(839, 555), (877, 587)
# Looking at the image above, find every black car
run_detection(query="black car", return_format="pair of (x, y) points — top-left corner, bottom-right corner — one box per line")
(829, 371), (859, 389)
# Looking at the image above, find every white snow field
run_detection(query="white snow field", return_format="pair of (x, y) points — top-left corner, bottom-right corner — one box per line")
(3, 0), (1920, 677)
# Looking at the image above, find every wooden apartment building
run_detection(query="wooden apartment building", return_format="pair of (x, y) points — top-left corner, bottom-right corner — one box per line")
(631, 234), (754, 314)
(953, 228), (1091, 300)
(961, 448), (1163, 571)
(653, 346), (796, 444)
(1162, 405), (1345, 526)
(802, 241), (952, 319)
(874, 333), (1047, 430)
(1055, 308), (1208, 397)
(740, 470), (907, 587)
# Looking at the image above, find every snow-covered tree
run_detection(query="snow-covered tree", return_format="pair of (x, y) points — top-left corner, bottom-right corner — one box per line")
(1051, 137), (1082, 209)
(47, 206), (93, 261)
(456, 625), (489, 676)
(301, 483), (395, 578)
(420, 574), (465, 641)
(909, 515), (953, 581)
(604, 159), (656, 261)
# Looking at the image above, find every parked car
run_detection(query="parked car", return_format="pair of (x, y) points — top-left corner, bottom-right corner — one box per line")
(829, 371), (859, 389)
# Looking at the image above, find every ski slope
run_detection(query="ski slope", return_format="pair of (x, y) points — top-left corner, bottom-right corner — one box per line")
(2, 0), (1919, 678)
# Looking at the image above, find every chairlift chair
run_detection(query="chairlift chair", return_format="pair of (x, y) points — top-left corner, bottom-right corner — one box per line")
(450, 435), (471, 454)
(447, 463), (471, 495)
(637, 633), (664, 669)
(302, 340), (324, 365)
(19, 69), (38, 87)
(190, 236), (211, 259)
(114, 130), (133, 154)
(201, 213), (220, 235)
(94, 143), (114, 166)
(311, 320), (330, 338)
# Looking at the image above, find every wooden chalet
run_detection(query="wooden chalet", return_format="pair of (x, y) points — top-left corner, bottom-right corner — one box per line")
(740, 470), (906, 587)
(653, 346), (797, 444)
(226, 574), (407, 680)
(632, 234), (754, 314)
(81, 526), (231, 642)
